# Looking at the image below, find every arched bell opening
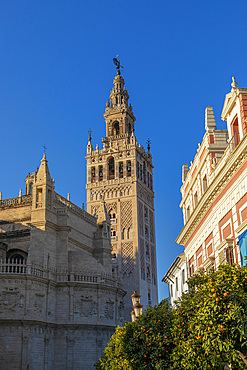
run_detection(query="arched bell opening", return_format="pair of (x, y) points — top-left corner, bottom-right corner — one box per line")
(108, 157), (115, 180)
(112, 121), (119, 136)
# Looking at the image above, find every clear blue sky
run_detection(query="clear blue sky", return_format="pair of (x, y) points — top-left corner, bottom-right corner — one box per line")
(1, 0), (247, 301)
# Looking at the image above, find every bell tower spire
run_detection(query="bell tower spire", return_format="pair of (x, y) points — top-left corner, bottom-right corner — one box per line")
(103, 72), (136, 138)
(86, 63), (158, 320)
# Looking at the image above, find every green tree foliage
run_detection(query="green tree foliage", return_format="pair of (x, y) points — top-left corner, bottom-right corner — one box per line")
(172, 263), (247, 369)
(96, 299), (173, 369)
(96, 263), (247, 369)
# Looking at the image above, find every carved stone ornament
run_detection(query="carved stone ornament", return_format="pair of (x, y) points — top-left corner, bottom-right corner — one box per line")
(75, 295), (96, 317)
(105, 299), (114, 320)
(0, 287), (24, 314)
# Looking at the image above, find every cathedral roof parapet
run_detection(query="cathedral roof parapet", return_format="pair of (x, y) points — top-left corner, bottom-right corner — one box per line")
(54, 192), (96, 224)
(0, 195), (32, 208)
(0, 258), (124, 289)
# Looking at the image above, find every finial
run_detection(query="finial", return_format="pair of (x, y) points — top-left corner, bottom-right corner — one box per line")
(131, 125), (135, 136)
(43, 144), (47, 154)
(147, 138), (151, 151)
(106, 99), (110, 108)
(231, 77), (238, 90)
(88, 128), (92, 141)
(113, 55), (124, 75)
(82, 202), (85, 210)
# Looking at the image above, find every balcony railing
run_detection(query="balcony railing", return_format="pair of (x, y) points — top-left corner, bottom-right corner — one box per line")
(0, 259), (122, 287)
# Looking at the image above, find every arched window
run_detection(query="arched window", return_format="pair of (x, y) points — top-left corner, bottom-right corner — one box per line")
(8, 253), (25, 262)
(137, 162), (140, 178)
(113, 122), (119, 136)
(119, 162), (123, 178)
(91, 167), (96, 183)
(108, 157), (115, 179)
(6, 249), (27, 273)
(147, 266), (151, 282)
(143, 162), (146, 184)
(99, 166), (103, 181)
(127, 161), (131, 177)
(29, 182), (33, 195)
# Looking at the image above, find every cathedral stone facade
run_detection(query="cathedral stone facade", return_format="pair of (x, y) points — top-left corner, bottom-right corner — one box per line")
(0, 154), (125, 369)
(86, 70), (158, 319)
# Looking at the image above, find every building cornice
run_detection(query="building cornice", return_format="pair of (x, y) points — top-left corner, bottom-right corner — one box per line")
(162, 254), (185, 283)
(176, 134), (247, 246)
(235, 218), (247, 236)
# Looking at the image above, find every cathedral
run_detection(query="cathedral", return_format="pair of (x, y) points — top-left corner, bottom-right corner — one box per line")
(0, 66), (158, 369)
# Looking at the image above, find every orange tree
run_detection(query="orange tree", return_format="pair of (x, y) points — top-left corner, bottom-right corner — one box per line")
(96, 299), (174, 369)
(96, 263), (247, 369)
(171, 263), (247, 369)
(94, 325), (131, 369)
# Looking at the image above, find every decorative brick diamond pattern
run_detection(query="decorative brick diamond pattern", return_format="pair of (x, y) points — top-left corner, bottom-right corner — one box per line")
(151, 244), (156, 276)
(121, 242), (134, 274)
(149, 210), (154, 243)
(91, 205), (100, 215)
(106, 202), (117, 213)
(120, 201), (132, 230)
(140, 237), (145, 272)
(138, 202), (144, 237)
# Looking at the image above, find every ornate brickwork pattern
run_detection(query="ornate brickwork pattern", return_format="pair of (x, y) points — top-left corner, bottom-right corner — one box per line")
(138, 202), (144, 237)
(139, 187), (153, 207)
(90, 185), (132, 202)
(120, 201), (132, 230)
(149, 210), (154, 243)
(105, 202), (117, 214)
(121, 242), (134, 275)
(151, 244), (156, 277)
(139, 237), (145, 277)
(91, 205), (100, 215)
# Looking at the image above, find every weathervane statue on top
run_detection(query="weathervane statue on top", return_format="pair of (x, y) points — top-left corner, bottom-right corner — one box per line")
(113, 55), (124, 75)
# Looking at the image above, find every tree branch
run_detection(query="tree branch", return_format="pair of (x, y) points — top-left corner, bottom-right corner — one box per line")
(239, 351), (247, 365)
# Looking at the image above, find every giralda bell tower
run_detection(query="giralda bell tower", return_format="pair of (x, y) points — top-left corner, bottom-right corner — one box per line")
(86, 62), (158, 320)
